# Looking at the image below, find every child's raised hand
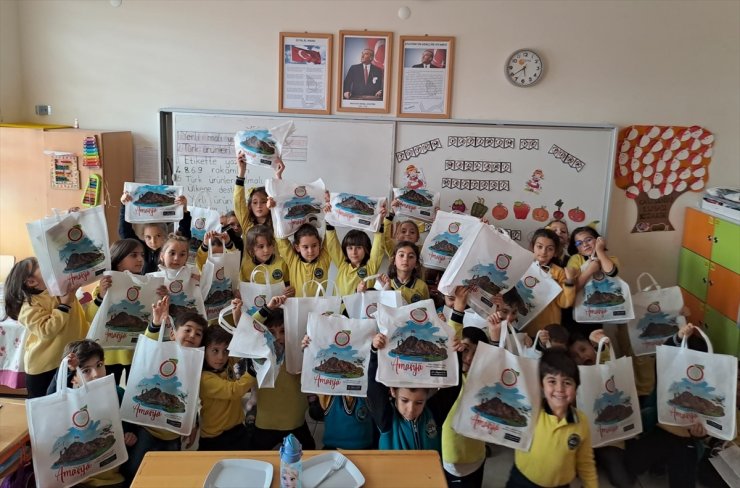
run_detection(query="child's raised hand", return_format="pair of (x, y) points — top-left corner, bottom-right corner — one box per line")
(266, 196), (276, 209)
(267, 295), (287, 310)
(120, 191), (132, 205)
(689, 422), (707, 438)
(452, 286), (470, 311)
(391, 198), (401, 210)
(156, 285), (168, 298)
(152, 296), (170, 325)
(236, 151), (247, 177)
(190, 273), (200, 283)
(324, 190), (330, 204)
(377, 274), (390, 289)
(372, 333), (387, 350)
(124, 432), (137, 447)
(521, 334), (534, 348)
(379, 204), (387, 220)
(301, 334), (311, 350)
(274, 157), (285, 180)
(174, 195), (188, 212)
(99, 275), (113, 298)
(356, 280), (368, 293)
(59, 283), (79, 306)
(486, 313), (503, 343)
(66, 352), (79, 370)
(451, 337), (465, 353)
(537, 330), (551, 348)
(564, 266), (578, 283)
(589, 329), (608, 346)
(284, 286), (296, 298)
(203, 230), (217, 246)
(323, 202), (332, 213)
(678, 323), (699, 339)
(595, 237), (606, 253)
(231, 298), (243, 324)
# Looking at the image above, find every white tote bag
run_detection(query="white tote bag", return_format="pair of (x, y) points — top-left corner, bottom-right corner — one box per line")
(375, 300), (459, 388)
(420, 211), (480, 270)
(27, 207), (111, 296)
(187, 206), (222, 259)
(218, 305), (279, 388)
(240, 267), (287, 317)
(200, 247), (240, 321)
(283, 282), (342, 374)
(451, 329), (541, 451)
(149, 265), (206, 322)
(120, 323), (204, 436)
(123, 182), (184, 223)
(342, 290), (403, 319)
(656, 328), (738, 441)
(234, 121), (294, 169)
(86, 271), (164, 349)
(510, 262), (563, 331)
(574, 262), (635, 324)
(266, 178), (326, 238)
(301, 312), (376, 397)
(392, 187), (439, 223)
(0, 318), (27, 389)
(438, 223), (534, 319)
(577, 338), (643, 447)
(27, 358), (128, 488)
(325, 192), (386, 232)
(628, 273), (686, 356)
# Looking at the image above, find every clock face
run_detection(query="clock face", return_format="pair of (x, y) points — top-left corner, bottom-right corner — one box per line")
(506, 49), (543, 87)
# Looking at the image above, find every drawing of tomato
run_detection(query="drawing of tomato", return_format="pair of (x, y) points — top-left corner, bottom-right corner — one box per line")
(295, 186), (307, 197)
(513, 201), (531, 220)
(67, 225), (83, 242)
(215, 268), (225, 280)
(553, 199), (565, 220)
(334, 330), (351, 347)
(496, 253), (512, 270)
(72, 407), (90, 428)
(448, 222), (460, 234)
(254, 295), (266, 307)
(410, 308), (428, 323)
(492, 203), (508, 220)
(605, 376), (615, 393)
(647, 302), (661, 313)
(169, 280), (183, 294)
(501, 368), (519, 387)
(568, 206), (586, 222)
(195, 217), (206, 230)
(159, 359), (178, 378)
(532, 206), (549, 222)
(127, 286), (140, 302)
(686, 364), (704, 382)
(366, 303), (377, 317)
(523, 276), (539, 288)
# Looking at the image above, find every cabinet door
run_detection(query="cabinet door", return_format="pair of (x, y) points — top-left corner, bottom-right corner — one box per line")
(678, 249), (709, 301)
(711, 218), (740, 274)
(682, 207), (714, 259)
(706, 262), (740, 322)
(680, 288), (705, 326)
(704, 306), (739, 357)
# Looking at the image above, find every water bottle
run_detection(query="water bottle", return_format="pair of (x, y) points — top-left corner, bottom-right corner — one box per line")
(279, 433), (303, 488)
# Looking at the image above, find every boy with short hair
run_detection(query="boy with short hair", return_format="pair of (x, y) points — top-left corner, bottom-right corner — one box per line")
(507, 349), (598, 488)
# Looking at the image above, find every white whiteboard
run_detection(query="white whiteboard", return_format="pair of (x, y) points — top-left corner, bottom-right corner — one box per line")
(168, 111), (395, 213)
(394, 122), (617, 244)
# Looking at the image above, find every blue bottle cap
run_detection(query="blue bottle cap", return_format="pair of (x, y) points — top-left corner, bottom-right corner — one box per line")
(279, 433), (302, 463)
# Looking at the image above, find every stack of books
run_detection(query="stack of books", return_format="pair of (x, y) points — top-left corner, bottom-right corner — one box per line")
(701, 187), (740, 222)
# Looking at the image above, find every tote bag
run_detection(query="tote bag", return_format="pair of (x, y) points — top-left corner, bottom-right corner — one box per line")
(510, 262), (564, 331)
(392, 187), (439, 223)
(187, 206), (221, 261)
(123, 182), (183, 223)
(240, 267), (287, 317)
(577, 338), (643, 447)
(375, 300), (459, 388)
(420, 211), (481, 271)
(451, 328), (541, 451)
(301, 312), (376, 397)
(342, 290), (403, 319)
(326, 192), (386, 232)
(149, 265), (206, 323)
(27, 358), (128, 487)
(283, 281), (342, 374)
(438, 223), (534, 319)
(628, 273), (686, 356)
(0, 319), (26, 389)
(120, 322), (204, 436)
(200, 247), (240, 321)
(234, 121), (294, 169)
(86, 271), (164, 349)
(656, 328), (738, 441)
(27, 207), (111, 296)
(266, 178), (325, 238)
(574, 262), (635, 324)
(218, 305), (279, 388)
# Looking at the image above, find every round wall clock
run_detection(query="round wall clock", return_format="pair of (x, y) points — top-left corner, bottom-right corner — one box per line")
(506, 49), (544, 87)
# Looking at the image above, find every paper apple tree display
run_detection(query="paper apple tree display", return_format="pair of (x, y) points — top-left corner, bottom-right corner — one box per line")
(615, 125), (714, 233)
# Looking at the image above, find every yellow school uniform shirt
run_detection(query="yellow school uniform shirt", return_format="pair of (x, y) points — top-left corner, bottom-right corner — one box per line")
(389, 276), (429, 304)
(18, 291), (88, 375)
(276, 237), (331, 297)
(525, 263), (576, 334)
(515, 404), (598, 488)
(85, 284), (133, 369)
(241, 254), (289, 285)
(199, 361), (256, 438)
(324, 229), (384, 296)
(233, 181), (259, 237)
(194, 242), (240, 273)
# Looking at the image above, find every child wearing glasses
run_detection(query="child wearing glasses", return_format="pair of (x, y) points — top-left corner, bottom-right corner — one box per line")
(566, 226), (618, 290)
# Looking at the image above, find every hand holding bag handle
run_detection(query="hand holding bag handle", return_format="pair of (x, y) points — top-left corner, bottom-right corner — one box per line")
(594, 336), (611, 364)
(679, 326), (713, 354)
(55, 356), (90, 395)
(250, 265), (279, 285)
(156, 314), (174, 343)
(498, 322), (523, 354)
(218, 304), (237, 334)
(636, 272), (661, 293)
(302, 279), (331, 297)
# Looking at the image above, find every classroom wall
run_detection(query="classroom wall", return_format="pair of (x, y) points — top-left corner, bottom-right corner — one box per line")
(2, 0), (739, 290)
(0, 0), (21, 122)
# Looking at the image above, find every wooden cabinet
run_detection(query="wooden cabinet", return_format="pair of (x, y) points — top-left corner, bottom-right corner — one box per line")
(679, 207), (740, 357)
(0, 126), (133, 261)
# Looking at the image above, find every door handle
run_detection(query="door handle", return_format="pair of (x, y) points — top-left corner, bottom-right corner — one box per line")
(708, 280), (714, 286)
(707, 235), (713, 241)
(702, 277), (707, 283)
(713, 236), (718, 244)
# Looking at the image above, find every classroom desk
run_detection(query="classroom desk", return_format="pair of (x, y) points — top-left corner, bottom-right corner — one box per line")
(131, 450), (446, 487)
(0, 398), (30, 478)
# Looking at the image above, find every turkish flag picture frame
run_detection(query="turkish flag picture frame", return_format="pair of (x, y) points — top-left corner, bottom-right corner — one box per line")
(279, 32), (333, 115)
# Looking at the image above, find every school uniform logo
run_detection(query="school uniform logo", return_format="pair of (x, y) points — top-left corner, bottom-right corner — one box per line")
(314, 268), (324, 279)
(272, 269), (283, 281)
(357, 267), (368, 279)
(356, 405), (369, 422)
(567, 433), (581, 450)
(425, 419), (438, 438)
(411, 293), (422, 303)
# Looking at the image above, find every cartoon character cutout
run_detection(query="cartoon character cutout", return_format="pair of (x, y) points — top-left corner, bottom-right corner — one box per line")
(404, 164), (426, 190)
(524, 169), (544, 194)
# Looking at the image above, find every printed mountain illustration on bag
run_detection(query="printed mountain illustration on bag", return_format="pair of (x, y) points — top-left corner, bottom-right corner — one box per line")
(168, 292), (198, 320)
(51, 417), (116, 469)
(134, 374), (187, 413)
(472, 383), (531, 427)
(57, 225), (105, 273)
(429, 231), (462, 257)
(238, 131), (276, 156)
(389, 319), (448, 362)
(398, 189), (433, 207)
(283, 196), (321, 219)
(593, 389), (634, 424)
(204, 278), (234, 306)
(335, 194), (376, 215)
(463, 260), (510, 296)
(637, 311), (679, 339)
(667, 377), (725, 417)
(132, 185), (176, 207)
(106, 300), (149, 332)
(514, 281), (537, 317)
(314, 342), (365, 378)
(584, 279), (625, 307)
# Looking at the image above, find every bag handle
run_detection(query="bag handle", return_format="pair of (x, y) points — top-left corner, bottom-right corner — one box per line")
(680, 327), (714, 355)
(218, 304), (236, 334)
(498, 322), (522, 355)
(636, 272), (660, 292)
(157, 315), (174, 343)
(250, 265), (275, 284)
(160, 264), (190, 282)
(302, 279), (333, 297)
(532, 329), (551, 350)
(594, 336), (610, 364)
(122, 269), (149, 286)
(55, 356), (87, 394)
